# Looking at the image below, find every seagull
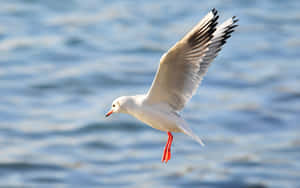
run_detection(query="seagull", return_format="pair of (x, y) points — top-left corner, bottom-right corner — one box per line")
(106, 8), (238, 163)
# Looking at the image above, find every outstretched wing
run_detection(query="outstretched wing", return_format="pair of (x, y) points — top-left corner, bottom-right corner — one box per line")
(146, 9), (238, 111)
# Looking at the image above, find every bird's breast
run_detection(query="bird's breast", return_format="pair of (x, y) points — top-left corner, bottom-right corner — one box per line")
(129, 104), (183, 133)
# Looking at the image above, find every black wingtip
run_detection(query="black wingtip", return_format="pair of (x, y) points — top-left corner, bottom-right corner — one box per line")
(211, 8), (218, 16)
(232, 16), (239, 23)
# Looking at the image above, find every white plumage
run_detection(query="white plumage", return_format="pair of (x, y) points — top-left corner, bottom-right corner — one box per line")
(106, 9), (238, 163)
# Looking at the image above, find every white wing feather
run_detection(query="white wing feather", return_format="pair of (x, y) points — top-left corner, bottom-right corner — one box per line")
(146, 9), (238, 111)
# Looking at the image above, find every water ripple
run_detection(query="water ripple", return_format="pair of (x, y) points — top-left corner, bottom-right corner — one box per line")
(1, 0), (300, 187)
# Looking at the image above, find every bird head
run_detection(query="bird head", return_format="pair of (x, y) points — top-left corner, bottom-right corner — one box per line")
(105, 96), (130, 117)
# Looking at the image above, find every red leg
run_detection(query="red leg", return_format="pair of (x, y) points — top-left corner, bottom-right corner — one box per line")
(167, 132), (173, 161)
(161, 142), (168, 162)
(162, 132), (173, 163)
(162, 135), (170, 162)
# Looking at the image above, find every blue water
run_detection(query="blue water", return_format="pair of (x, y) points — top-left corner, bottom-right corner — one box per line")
(1, 0), (300, 187)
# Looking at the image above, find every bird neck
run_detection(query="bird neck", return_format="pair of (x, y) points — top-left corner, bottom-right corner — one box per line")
(123, 95), (146, 114)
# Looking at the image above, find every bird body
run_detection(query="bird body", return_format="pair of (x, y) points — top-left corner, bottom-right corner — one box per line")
(106, 9), (238, 163)
(130, 98), (183, 133)
(116, 95), (185, 132)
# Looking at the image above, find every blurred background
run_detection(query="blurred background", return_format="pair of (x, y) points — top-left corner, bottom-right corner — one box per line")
(0, 0), (300, 187)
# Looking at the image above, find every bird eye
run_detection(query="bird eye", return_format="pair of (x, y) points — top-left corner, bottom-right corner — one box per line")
(112, 104), (115, 107)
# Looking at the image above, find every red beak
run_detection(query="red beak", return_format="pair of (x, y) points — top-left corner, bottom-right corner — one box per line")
(105, 110), (113, 117)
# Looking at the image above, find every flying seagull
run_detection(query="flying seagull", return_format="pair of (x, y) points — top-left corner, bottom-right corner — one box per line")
(106, 8), (238, 163)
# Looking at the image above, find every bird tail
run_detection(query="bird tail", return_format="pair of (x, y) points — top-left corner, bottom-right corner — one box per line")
(179, 121), (205, 146)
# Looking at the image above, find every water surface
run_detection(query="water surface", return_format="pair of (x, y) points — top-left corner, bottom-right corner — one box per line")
(0, 0), (300, 187)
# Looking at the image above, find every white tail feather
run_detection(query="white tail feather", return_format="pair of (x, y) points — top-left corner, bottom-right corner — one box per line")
(179, 122), (205, 146)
